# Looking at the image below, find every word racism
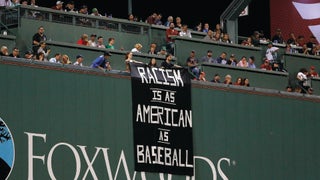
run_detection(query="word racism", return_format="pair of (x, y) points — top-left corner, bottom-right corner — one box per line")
(136, 66), (184, 87)
(130, 63), (193, 176)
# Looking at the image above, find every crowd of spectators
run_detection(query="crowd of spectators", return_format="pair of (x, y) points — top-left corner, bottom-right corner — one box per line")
(0, 0), (319, 95)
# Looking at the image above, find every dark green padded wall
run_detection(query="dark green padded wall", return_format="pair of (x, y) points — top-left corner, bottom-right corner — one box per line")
(0, 59), (320, 179)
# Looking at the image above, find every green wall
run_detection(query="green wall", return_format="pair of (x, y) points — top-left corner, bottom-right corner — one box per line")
(173, 36), (262, 66)
(17, 18), (150, 54)
(201, 62), (289, 91)
(0, 34), (16, 51)
(0, 58), (320, 179)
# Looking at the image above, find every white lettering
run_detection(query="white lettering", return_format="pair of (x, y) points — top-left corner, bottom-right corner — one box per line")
(78, 146), (105, 180)
(47, 142), (81, 180)
(135, 105), (192, 128)
(25, 132), (230, 180)
(25, 132), (46, 180)
(217, 158), (231, 180)
(136, 67), (184, 87)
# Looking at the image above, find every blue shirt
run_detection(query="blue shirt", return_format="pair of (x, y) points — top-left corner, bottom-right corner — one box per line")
(91, 55), (108, 68)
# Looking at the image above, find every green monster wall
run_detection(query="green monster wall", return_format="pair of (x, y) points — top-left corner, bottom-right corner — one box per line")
(0, 59), (320, 180)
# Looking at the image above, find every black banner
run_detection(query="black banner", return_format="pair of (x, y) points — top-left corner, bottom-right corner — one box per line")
(130, 63), (193, 176)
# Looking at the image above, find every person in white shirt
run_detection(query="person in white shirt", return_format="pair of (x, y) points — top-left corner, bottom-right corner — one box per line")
(265, 41), (279, 63)
(131, 43), (143, 53)
(73, 54), (84, 66)
(49, 53), (61, 63)
(179, 24), (192, 38)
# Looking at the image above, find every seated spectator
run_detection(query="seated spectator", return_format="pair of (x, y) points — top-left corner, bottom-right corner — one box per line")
(300, 44), (309, 55)
(106, 37), (115, 49)
(88, 34), (97, 47)
(234, 77), (243, 86)
(226, 54), (237, 66)
(202, 23), (210, 33)
(78, 5), (91, 26)
(163, 15), (174, 27)
(49, 53), (62, 63)
(61, 54), (72, 64)
(247, 56), (256, 69)
(64, 1), (77, 13)
(96, 36), (106, 48)
(9, 47), (20, 58)
(37, 41), (51, 61)
(215, 52), (227, 64)
(73, 54), (84, 66)
(160, 53), (180, 69)
(251, 31), (261, 47)
(306, 35), (317, 54)
(77, 33), (89, 46)
(90, 51), (112, 71)
(199, 50), (214, 64)
(271, 28), (284, 44)
(154, 13), (163, 25)
(237, 56), (248, 67)
(148, 57), (158, 68)
(146, 12), (157, 24)
(243, 78), (250, 87)
(220, 33), (232, 43)
(260, 59), (272, 71)
(224, 74), (233, 84)
(52, 1), (64, 11)
(186, 50), (200, 79)
(210, 74), (221, 83)
(203, 30), (215, 42)
(24, 50), (34, 60)
(175, 17), (182, 29)
(0, 46), (9, 56)
(157, 46), (168, 57)
(241, 37), (253, 47)
(128, 13), (136, 22)
(213, 31), (221, 41)
(193, 22), (202, 32)
(35, 51), (45, 61)
(309, 66), (319, 77)
(199, 71), (207, 81)
(179, 24), (192, 38)
(131, 43), (143, 53)
(90, 8), (102, 16)
(147, 43), (157, 55)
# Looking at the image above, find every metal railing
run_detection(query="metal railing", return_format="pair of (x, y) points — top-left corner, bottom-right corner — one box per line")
(0, 6), (19, 32)
(18, 5), (150, 35)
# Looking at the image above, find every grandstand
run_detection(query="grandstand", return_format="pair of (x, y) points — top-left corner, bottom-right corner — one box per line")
(1, 4), (320, 180)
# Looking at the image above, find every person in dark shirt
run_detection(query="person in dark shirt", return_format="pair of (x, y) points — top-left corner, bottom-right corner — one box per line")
(32, 26), (47, 54)
(9, 47), (20, 58)
(160, 54), (175, 69)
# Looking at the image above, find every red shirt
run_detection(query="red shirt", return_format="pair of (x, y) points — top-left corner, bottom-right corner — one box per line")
(166, 28), (179, 43)
(77, 39), (88, 46)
